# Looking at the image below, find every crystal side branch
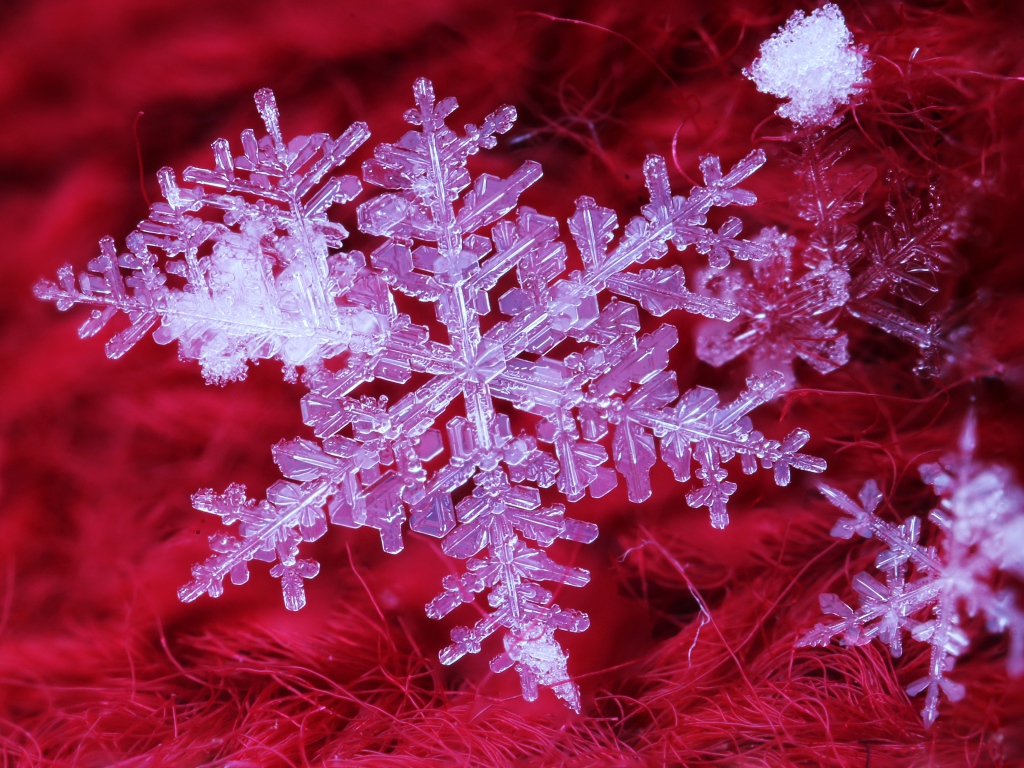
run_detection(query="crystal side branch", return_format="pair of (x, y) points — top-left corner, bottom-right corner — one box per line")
(37, 80), (826, 710)
(799, 415), (1024, 726)
(35, 89), (379, 384)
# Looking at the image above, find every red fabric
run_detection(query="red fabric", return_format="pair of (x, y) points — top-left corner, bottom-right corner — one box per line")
(1, 1), (1023, 764)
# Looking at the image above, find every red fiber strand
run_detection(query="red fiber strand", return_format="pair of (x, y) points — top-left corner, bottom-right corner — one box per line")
(132, 111), (150, 208)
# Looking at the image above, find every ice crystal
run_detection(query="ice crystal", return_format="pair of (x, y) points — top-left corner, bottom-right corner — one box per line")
(39, 80), (827, 709)
(35, 89), (378, 384)
(744, 3), (870, 126)
(702, 26), (959, 384)
(790, 131), (876, 272)
(697, 228), (849, 385)
(799, 415), (1024, 726)
(844, 182), (960, 376)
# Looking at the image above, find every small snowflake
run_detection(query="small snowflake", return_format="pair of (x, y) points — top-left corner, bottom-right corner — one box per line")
(703, 13), (960, 384)
(799, 414), (1024, 726)
(697, 227), (849, 386)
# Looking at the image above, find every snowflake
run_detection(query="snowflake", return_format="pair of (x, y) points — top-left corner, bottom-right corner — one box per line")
(701, 9), (960, 384)
(38, 80), (827, 710)
(798, 414), (1024, 726)
(697, 178), (958, 383)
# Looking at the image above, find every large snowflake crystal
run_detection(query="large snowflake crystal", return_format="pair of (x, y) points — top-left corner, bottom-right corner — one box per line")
(799, 415), (1024, 726)
(38, 79), (826, 710)
(35, 89), (378, 384)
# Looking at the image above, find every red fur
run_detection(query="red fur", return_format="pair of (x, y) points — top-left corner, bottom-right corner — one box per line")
(1, 1), (1023, 765)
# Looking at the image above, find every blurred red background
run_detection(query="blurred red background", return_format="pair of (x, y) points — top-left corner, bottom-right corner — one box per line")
(1, 0), (1023, 765)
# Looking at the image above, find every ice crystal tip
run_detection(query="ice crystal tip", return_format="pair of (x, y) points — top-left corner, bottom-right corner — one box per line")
(744, 3), (870, 126)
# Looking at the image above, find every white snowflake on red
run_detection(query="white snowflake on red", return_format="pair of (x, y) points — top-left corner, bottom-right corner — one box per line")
(38, 80), (826, 709)
(800, 414), (1024, 725)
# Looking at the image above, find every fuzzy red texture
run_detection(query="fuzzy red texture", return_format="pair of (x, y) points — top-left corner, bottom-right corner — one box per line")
(1, 0), (1023, 765)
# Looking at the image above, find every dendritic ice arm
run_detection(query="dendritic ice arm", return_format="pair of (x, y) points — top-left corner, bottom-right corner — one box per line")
(36, 89), (381, 384)
(651, 371), (824, 528)
(179, 479), (328, 611)
(425, 474), (598, 712)
(180, 78), (825, 711)
(843, 299), (962, 378)
(800, 421), (1024, 725)
(844, 184), (959, 375)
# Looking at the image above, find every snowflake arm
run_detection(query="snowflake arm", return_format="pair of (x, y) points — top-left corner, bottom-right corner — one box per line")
(712, 39), (960, 383)
(645, 369), (825, 528)
(179, 480), (328, 611)
(36, 90), (377, 384)
(695, 85), (870, 383)
(427, 480), (597, 711)
(844, 298), (967, 377)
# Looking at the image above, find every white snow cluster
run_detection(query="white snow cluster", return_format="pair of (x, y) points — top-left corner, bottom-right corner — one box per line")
(744, 3), (870, 126)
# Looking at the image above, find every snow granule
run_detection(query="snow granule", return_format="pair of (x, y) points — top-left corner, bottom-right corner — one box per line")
(744, 3), (870, 126)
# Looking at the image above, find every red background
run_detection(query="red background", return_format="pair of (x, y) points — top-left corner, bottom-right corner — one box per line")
(1, 0), (1023, 765)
